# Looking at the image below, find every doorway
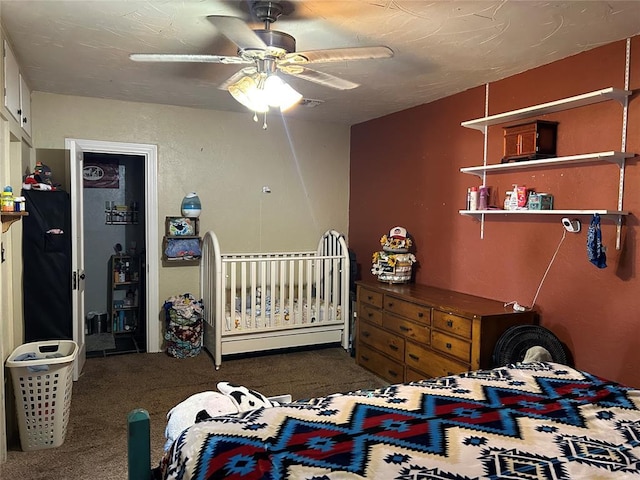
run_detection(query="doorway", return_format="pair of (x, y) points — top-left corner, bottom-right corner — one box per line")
(83, 152), (146, 356)
(65, 138), (160, 360)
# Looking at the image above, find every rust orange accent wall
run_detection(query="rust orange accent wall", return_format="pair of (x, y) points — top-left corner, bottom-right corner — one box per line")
(350, 37), (640, 387)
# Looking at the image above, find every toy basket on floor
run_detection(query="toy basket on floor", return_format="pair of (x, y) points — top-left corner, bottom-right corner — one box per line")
(6, 340), (78, 451)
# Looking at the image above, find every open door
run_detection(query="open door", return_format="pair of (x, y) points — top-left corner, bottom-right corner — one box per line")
(66, 140), (86, 380)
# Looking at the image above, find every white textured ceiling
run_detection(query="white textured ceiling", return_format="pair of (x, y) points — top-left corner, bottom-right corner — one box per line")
(1, 0), (639, 125)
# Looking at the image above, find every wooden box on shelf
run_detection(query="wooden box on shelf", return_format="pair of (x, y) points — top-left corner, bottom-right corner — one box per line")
(162, 217), (201, 265)
(502, 120), (558, 163)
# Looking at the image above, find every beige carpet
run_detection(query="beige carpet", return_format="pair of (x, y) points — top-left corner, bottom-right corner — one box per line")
(0, 346), (387, 480)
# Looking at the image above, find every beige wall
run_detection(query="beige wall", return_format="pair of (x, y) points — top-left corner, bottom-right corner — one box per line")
(31, 91), (351, 330)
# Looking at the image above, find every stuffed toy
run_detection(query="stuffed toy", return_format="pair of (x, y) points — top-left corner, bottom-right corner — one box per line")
(522, 346), (553, 363)
(163, 391), (237, 451)
(217, 381), (274, 411)
(22, 162), (57, 191)
(164, 383), (277, 451)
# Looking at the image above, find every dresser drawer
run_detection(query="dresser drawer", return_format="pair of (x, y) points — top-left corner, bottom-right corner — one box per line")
(405, 367), (428, 383)
(420, 354), (469, 377)
(358, 320), (405, 362)
(358, 303), (382, 326)
(359, 286), (383, 308)
(384, 296), (431, 325)
(357, 344), (404, 383)
(405, 341), (432, 373)
(383, 313), (430, 345)
(432, 310), (472, 339)
(431, 330), (471, 363)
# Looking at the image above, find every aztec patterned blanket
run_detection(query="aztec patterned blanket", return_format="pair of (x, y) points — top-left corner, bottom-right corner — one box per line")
(161, 362), (640, 479)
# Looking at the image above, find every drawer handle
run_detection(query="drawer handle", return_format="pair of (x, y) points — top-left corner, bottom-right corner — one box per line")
(417, 312), (424, 318)
(399, 325), (411, 332)
(361, 355), (369, 361)
(446, 342), (452, 349)
(362, 331), (370, 338)
(408, 353), (419, 361)
(367, 295), (374, 301)
(367, 313), (374, 318)
(389, 344), (399, 351)
(387, 302), (394, 308)
(388, 370), (399, 378)
(446, 320), (453, 327)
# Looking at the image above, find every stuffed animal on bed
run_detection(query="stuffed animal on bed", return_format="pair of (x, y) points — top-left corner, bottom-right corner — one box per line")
(217, 381), (275, 411)
(163, 391), (237, 451)
(164, 384), (277, 451)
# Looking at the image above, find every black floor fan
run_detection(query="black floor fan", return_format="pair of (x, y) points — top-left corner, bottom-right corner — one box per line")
(492, 325), (568, 367)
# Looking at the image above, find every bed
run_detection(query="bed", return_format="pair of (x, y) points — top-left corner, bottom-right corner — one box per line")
(199, 229), (351, 370)
(129, 361), (640, 479)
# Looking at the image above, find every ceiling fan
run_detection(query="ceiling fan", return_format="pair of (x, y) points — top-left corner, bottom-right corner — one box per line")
(130, 1), (393, 124)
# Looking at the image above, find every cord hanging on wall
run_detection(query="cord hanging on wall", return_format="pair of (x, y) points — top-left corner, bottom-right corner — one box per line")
(505, 223), (568, 312)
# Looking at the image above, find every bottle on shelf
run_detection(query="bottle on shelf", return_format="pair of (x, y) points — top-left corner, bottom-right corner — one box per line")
(479, 186), (489, 210)
(125, 287), (136, 307)
(469, 186), (478, 211)
(113, 260), (121, 282)
(2, 186), (14, 212)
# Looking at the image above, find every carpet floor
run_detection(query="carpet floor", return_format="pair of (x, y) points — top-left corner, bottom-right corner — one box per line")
(0, 346), (387, 480)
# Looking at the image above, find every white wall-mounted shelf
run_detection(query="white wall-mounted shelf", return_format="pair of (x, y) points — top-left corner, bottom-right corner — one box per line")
(461, 87), (631, 131)
(459, 67), (632, 250)
(459, 209), (628, 217)
(460, 151), (633, 178)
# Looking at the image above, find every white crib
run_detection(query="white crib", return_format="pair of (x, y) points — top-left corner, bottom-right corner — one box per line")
(200, 229), (351, 369)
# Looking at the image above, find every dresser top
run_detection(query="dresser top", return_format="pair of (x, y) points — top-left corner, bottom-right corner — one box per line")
(356, 280), (533, 319)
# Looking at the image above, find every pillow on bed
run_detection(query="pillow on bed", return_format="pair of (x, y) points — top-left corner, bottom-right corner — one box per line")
(217, 382), (274, 412)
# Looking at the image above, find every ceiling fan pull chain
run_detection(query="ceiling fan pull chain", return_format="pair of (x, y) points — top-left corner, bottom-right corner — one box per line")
(262, 112), (268, 130)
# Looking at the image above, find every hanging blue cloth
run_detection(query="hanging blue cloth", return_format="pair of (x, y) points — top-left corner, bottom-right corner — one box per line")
(587, 213), (607, 268)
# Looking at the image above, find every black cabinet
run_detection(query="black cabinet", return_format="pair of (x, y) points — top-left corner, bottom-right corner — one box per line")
(22, 189), (72, 342)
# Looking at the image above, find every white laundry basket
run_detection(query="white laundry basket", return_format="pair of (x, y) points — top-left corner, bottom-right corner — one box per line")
(6, 340), (78, 451)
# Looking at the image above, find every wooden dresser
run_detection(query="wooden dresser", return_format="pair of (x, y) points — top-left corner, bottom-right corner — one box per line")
(356, 281), (536, 383)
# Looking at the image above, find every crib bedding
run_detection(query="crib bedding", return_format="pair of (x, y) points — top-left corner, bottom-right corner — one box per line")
(225, 299), (342, 331)
(159, 362), (640, 479)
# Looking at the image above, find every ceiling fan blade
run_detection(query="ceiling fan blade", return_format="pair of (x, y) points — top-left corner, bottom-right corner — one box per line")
(281, 46), (393, 65)
(207, 15), (267, 50)
(129, 53), (251, 65)
(281, 66), (359, 90)
(218, 67), (258, 90)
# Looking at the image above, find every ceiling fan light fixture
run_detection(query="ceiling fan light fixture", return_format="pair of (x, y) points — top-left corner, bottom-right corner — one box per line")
(263, 75), (302, 111)
(228, 75), (269, 113)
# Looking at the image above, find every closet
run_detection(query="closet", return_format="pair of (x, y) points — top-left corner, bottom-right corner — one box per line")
(83, 153), (146, 355)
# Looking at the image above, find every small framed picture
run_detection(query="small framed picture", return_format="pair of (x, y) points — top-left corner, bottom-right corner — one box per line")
(165, 217), (198, 236)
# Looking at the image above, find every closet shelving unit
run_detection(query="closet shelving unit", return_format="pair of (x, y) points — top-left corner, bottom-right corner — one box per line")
(459, 80), (633, 250)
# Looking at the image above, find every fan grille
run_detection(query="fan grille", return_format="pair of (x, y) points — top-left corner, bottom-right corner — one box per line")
(492, 325), (567, 367)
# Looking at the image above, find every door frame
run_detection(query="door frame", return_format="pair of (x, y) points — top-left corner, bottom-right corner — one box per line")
(65, 138), (160, 354)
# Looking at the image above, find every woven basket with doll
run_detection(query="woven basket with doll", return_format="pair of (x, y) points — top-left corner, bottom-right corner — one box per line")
(371, 226), (416, 283)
